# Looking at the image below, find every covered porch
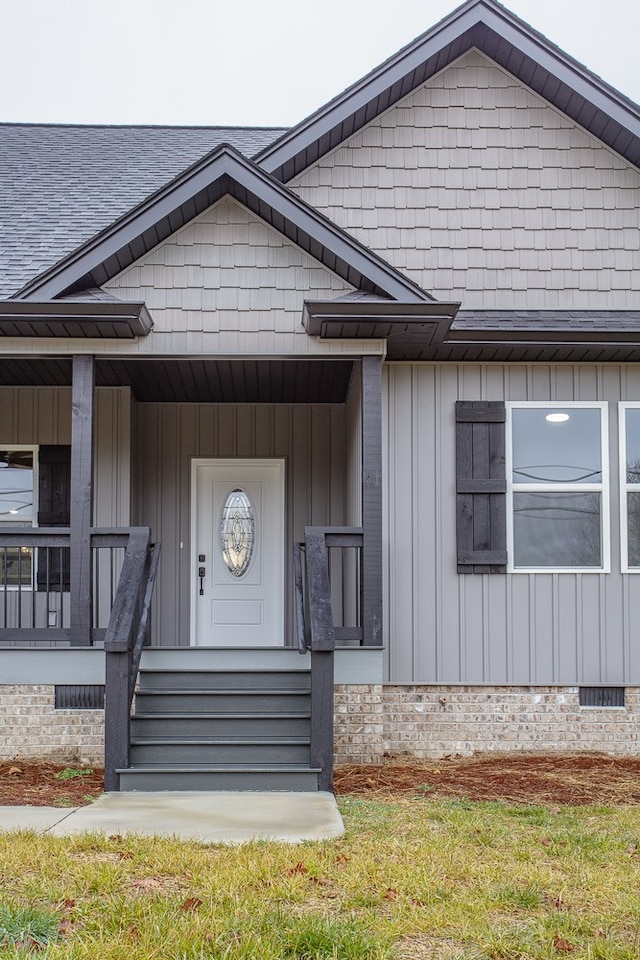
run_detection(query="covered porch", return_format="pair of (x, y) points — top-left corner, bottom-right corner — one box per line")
(0, 351), (383, 650)
(0, 350), (384, 791)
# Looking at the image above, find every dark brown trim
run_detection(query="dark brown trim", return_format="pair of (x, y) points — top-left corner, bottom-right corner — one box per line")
(70, 356), (95, 646)
(0, 301), (152, 338)
(15, 145), (433, 304)
(256, 0), (640, 181)
(361, 357), (383, 646)
(303, 300), (459, 344)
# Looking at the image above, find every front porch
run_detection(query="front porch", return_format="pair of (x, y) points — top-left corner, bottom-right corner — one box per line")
(0, 353), (384, 791)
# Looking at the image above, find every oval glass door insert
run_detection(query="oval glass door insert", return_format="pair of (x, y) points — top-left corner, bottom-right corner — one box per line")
(220, 488), (255, 577)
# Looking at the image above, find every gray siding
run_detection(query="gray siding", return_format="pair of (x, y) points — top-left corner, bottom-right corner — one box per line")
(103, 196), (374, 358)
(0, 386), (131, 526)
(345, 363), (362, 528)
(384, 363), (640, 684)
(134, 402), (348, 647)
(292, 50), (640, 310)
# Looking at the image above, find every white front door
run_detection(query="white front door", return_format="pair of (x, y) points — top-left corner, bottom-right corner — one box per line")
(191, 459), (285, 646)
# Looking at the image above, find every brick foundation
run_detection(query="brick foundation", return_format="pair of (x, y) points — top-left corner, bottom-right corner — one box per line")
(334, 685), (640, 763)
(3, 683), (640, 766)
(0, 685), (104, 764)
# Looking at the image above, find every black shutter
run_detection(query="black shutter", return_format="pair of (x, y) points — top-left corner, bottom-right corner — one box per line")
(37, 445), (71, 591)
(456, 401), (507, 573)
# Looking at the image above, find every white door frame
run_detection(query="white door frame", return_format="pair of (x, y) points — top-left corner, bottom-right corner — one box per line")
(189, 458), (285, 646)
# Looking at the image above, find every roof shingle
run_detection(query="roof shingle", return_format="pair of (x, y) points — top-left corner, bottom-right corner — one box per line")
(0, 123), (287, 297)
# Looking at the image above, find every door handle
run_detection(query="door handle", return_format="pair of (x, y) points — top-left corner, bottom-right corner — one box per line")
(198, 566), (206, 595)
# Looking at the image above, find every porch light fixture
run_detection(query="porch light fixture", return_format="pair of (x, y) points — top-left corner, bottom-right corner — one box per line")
(545, 412), (570, 423)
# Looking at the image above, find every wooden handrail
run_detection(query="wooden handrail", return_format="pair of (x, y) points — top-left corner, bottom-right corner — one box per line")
(102, 529), (160, 791)
(0, 527), (134, 548)
(296, 526), (363, 793)
(128, 542), (161, 701)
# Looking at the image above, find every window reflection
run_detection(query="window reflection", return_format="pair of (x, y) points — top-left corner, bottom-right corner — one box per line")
(0, 450), (35, 587)
(514, 492), (601, 567)
(512, 408), (601, 484)
(0, 450), (34, 523)
(509, 407), (604, 569)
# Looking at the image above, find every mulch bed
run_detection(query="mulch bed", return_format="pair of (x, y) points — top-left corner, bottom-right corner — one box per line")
(0, 762), (105, 807)
(1, 753), (640, 807)
(334, 753), (640, 805)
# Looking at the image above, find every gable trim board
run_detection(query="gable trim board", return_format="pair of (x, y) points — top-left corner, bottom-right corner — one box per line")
(257, 0), (640, 182)
(14, 145), (433, 306)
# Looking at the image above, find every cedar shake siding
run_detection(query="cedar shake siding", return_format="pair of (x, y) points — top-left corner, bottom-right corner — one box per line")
(291, 51), (640, 310)
(104, 196), (372, 358)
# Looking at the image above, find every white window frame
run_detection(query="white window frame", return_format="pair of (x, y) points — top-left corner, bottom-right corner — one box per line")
(506, 402), (609, 574)
(0, 445), (39, 589)
(618, 403), (640, 573)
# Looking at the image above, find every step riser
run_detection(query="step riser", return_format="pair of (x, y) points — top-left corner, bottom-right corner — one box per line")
(118, 770), (320, 791)
(130, 743), (310, 764)
(122, 660), (320, 792)
(141, 648), (310, 672)
(131, 716), (310, 738)
(135, 693), (310, 713)
(138, 670), (310, 692)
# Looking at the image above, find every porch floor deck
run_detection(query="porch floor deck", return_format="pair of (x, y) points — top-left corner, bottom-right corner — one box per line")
(0, 791), (344, 844)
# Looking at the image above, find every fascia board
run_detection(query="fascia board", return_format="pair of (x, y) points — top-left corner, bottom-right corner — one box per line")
(226, 162), (433, 302)
(257, 0), (640, 179)
(16, 146), (432, 305)
(0, 300), (153, 338)
(478, 11), (640, 132)
(302, 299), (459, 339)
(257, 6), (483, 176)
(15, 148), (234, 301)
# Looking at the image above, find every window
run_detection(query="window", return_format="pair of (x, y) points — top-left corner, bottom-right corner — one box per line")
(619, 404), (640, 571)
(506, 404), (608, 572)
(0, 447), (37, 586)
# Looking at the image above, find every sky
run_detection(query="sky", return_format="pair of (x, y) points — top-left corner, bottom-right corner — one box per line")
(1, 0), (639, 128)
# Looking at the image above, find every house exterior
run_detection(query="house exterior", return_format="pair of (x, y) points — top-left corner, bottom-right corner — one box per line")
(2, 0), (640, 781)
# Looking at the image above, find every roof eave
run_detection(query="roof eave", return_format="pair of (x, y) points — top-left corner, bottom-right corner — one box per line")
(0, 300), (153, 339)
(303, 299), (460, 344)
(14, 145), (432, 305)
(256, 0), (640, 181)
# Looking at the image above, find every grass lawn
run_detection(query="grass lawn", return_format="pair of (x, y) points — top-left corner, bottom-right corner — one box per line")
(2, 796), (640, 958)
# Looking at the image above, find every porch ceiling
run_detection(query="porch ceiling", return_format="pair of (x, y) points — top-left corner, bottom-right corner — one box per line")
(0, 357), (355, 404)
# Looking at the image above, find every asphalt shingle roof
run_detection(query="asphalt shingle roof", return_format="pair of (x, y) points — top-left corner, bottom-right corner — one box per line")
(0, 124), (287, 298)
(454, 310), (640, 332)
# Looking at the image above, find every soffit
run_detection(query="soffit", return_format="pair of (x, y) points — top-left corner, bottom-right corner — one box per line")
(256, 0), (640, 181)
(0, 357), (355, 404)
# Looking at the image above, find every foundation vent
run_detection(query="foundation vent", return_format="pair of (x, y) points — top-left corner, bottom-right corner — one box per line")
(578, 686), (624, 708)
(54, 685), (105, 710)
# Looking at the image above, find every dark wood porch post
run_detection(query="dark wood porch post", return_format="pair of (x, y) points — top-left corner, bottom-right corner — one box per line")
(361, 355), (383, 646)
(70, 355), (95, 646)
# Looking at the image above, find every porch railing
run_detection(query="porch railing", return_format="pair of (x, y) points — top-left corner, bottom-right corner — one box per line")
(0, 526), (159, 791)
(0, 528), (137, 644)
(294, 526), (363, 792)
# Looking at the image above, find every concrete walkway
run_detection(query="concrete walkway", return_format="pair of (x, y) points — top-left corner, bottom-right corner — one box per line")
(0, 792), (344, 844)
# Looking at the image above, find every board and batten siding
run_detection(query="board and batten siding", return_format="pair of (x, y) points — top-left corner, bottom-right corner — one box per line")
(291, 50), (640, 310)
(133, 402), (348, 647)
(384, 363), (640, 685)
(0, 386), (131, 527)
